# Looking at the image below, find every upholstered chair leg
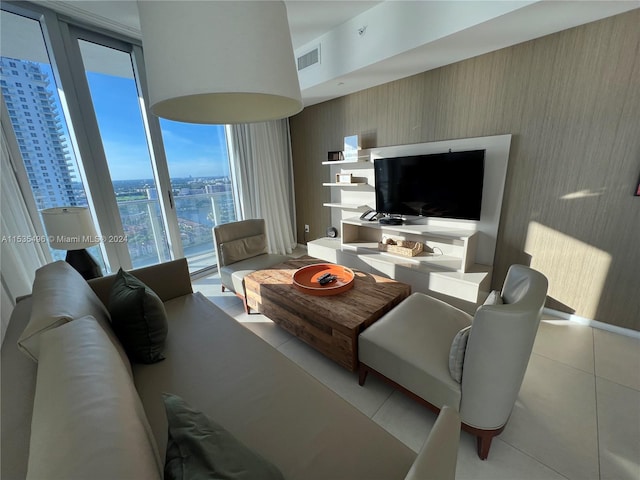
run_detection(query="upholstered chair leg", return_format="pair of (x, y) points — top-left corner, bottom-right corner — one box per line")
(462, 424), (503, 460)
(358, 365), (369, 386)
(221, 285), (226, 292)
(476, 432), (494, 460)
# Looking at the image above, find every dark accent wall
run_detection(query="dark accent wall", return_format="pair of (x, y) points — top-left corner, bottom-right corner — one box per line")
(290, 10), (640, 331)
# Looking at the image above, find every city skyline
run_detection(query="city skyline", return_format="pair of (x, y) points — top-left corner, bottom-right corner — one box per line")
(1, 55), (237, 271)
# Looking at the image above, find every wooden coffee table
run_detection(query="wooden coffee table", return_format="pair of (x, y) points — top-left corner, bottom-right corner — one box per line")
(244, 256), (411, 371)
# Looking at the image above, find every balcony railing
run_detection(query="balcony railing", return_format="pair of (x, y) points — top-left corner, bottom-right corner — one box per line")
(116, 190), (236, 273)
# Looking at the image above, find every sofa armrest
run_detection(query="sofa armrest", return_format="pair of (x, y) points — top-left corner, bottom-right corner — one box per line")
(404, 406), (460, 480)
(27, 316), (162, 479)
(89, 258), (193, 307)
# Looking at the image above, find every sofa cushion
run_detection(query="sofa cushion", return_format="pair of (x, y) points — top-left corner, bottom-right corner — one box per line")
(448, 326), (472, 383)
(108, 268), (168, 364)
(27, 316), (162, 480)
(17, 261), (114, 363)
(220, 234), (268, 265)
(163, 393), (284, 480)
(133, 293), (416, 480)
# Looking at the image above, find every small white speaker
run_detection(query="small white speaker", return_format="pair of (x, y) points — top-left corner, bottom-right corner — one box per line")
(326, 226), (338, 238)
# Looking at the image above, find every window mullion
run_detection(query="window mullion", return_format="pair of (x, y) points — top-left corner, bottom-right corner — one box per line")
(50, 19), (132, 270)
(130, 44), (184, 260)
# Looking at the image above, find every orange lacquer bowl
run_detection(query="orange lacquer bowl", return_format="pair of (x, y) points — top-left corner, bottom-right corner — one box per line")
(292, 263), (355, 296)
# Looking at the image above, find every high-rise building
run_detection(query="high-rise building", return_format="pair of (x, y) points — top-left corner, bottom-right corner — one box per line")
(1, 57), (77, 210)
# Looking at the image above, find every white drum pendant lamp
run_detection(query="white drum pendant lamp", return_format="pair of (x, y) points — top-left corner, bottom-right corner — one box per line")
(137, 0), (303, 124)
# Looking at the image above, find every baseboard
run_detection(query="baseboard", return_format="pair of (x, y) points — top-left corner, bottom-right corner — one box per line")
(543, 307), (640, 340)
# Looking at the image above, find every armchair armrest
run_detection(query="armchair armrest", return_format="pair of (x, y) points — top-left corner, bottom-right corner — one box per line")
(88, 258), (193, 307)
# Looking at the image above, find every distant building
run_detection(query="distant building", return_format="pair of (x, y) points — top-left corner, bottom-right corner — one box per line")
(205, 184), (224, 194)
(1, 57), (77, 209)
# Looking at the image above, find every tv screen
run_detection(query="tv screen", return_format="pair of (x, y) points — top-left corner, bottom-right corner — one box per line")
(374, 150), (485, 220)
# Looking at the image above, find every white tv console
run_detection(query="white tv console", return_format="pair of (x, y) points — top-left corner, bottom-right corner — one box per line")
(309, 135), (512, 313)
(308, 218), (492, 313)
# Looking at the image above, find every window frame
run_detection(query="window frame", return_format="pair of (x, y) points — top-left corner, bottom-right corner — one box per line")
(1, 1), (197, 272)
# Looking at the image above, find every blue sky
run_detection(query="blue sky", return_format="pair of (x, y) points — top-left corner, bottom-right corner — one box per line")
(85, 71), (230, 181)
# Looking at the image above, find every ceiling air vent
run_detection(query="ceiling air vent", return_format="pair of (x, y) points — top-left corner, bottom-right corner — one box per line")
(297, 45), (320, 71)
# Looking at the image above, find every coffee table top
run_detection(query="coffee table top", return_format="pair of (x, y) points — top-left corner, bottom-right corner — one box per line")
(244, 256), (411, 333)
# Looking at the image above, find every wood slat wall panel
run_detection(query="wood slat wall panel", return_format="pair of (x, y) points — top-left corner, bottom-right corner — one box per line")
(290, 10), (640, 330)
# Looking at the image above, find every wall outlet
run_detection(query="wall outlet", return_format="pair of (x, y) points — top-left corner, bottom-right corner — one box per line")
(304, 224), (310, 233)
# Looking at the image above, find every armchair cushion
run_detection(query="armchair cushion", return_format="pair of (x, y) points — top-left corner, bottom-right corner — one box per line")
(448, 326), (471, 383)
(220, 254), (290, 295)
(359, 293), (472, 409)
(220, 234), (268, 265)
(213, 219), (269, 268)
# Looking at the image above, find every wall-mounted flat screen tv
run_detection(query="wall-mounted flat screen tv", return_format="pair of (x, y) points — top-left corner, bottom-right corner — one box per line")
(374, 150), (485, 220)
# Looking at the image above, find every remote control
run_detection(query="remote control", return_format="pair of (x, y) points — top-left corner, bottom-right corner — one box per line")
(317, 272), (332, 282)
(318, 274), (337, 285)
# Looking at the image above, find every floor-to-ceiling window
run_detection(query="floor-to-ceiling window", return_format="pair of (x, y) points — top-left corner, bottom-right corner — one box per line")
(77, 39), (172, 269)
(160, 121), (237, 271)
(0, 8), (106, 271)
(1, 3), (238, 274)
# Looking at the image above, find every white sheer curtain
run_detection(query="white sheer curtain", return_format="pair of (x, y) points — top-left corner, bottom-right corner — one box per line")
(226, 119), (297, 255)
(1, 98), (50, 343)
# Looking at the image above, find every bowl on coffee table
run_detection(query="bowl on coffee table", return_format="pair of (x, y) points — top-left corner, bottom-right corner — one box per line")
(292, 263), (355, 296)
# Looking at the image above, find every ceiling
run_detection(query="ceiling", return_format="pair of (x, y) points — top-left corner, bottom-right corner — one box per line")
(33, 1), (380, 49)
(31, 1), (640, 107)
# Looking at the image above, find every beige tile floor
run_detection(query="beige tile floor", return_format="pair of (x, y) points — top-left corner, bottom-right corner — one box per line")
(193, 274), (640, 480)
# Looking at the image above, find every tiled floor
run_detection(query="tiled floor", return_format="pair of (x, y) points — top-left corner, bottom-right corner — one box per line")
(193, 274), (640, 480)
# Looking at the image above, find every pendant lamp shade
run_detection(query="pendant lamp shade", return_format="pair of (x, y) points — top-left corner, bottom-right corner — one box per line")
(137, 0), (303, 124)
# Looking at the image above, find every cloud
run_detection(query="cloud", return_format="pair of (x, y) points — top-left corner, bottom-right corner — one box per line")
(160, 128), (196, 146)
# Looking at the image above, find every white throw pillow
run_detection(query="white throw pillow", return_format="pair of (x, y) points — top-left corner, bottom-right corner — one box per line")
(448, 326), (472, 383)
(484, 290), (504, 306)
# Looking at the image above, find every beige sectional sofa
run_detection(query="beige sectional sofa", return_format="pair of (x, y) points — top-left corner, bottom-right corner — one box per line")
(1, 258), (458, 479)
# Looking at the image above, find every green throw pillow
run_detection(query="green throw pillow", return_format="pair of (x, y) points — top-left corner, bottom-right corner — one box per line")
(162, 393), (284, 480)
(108, 268), (168, 364)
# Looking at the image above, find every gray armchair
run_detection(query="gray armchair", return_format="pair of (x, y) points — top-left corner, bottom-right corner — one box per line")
(213, 219), (289, 312)
(359, 264), (548, 459)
